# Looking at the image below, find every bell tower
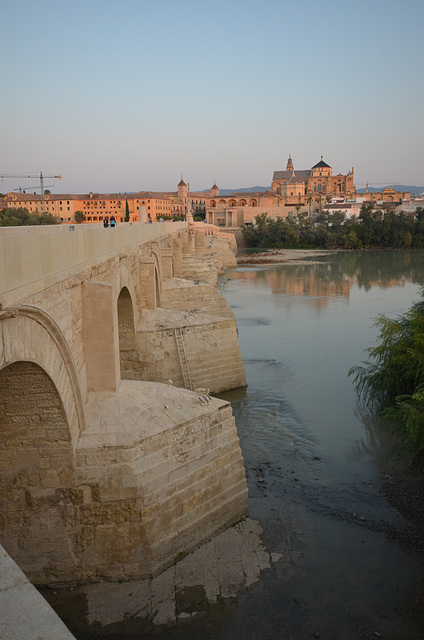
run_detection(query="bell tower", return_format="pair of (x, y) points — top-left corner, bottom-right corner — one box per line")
(178, 176), (187, 203)
(210, 181), (219, 197)
(286, 155), (294, 172)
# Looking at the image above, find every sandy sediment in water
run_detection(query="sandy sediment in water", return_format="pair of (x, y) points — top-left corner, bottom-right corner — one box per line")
(236, 249), (338, 266)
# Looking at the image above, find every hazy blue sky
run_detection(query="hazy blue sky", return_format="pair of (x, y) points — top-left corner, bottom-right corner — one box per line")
(1, 0), (423, 194)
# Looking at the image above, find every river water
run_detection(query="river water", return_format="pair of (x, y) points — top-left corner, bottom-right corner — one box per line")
(160, 250), (424, 640)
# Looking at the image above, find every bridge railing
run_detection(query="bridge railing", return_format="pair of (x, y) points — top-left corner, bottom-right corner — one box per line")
(0, 221), (187, 301)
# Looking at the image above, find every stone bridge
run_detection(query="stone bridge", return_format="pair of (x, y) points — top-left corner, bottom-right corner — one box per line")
(0, 221), (247, 586)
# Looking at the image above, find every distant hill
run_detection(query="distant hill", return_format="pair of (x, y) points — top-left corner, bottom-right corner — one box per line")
(201, 186), (270, 195)
(357, 185), (424, 195)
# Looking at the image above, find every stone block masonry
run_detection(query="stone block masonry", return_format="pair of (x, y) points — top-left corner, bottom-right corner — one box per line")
(135, 311), (245, 392)
(137, 266), (246, 392)
(75, 382), (248, 582)
(0, 222), (248, 587)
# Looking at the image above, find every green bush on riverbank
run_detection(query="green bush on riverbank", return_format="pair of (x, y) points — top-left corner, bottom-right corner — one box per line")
(0, 207), (59, 226)
(243, 205), (424, 250)
(349, 292), (424, 469)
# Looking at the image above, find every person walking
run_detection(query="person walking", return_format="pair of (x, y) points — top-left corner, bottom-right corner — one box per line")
(110, 216), (116, 228)
(103, 218), (109, 228)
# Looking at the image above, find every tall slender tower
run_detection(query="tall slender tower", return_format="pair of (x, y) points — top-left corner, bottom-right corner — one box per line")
(178, 176), (187, 203)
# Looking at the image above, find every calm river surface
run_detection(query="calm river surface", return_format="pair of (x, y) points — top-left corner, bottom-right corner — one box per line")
(161, 250), (424, 640)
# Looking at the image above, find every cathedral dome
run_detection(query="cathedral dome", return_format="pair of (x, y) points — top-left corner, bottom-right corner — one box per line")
(312, 157), (331, 169)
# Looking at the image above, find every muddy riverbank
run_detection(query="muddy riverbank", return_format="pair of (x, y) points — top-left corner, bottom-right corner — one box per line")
(383, 471), (424, 552)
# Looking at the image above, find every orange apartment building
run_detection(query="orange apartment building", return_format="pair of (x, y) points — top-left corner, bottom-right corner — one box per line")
(0, 175), (221, 224)
(0, 191), (175, 223)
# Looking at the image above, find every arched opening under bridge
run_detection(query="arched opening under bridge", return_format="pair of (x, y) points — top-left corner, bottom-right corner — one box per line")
(0, 361), (77, 585)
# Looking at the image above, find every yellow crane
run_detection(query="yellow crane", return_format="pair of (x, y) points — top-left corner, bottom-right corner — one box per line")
(0, 172), (62, 212)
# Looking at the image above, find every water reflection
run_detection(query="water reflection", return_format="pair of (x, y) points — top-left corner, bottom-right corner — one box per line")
(350, 404), (404, 474)
(233, 263), (352, 303)
(229, 250), (424, 306)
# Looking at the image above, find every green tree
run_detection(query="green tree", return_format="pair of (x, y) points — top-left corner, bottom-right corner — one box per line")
(349, 292), (424, 468)
(241, 202), (424, 252)
(0, 207), (59, 226)
(125, 199), (130, 222)
(74, 211), (85, 224)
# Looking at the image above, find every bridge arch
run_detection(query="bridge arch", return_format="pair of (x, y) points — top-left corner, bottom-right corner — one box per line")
(150, 249), (162, 308)
(0, 305), (85, 444)
(0, 359), (80, 584)
(117, 287), (143, 380)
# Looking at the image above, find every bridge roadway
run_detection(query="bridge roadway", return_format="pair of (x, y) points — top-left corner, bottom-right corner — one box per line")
(0, 220), (187, 303)
(0, 220), (247, 601)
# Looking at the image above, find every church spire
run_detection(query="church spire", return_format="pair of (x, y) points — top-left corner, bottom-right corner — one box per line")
(286, 155), (294, 172)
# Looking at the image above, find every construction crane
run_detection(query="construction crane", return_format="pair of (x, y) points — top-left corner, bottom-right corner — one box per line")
(0, 172), (62, 212)
(13, 185), (56, 193)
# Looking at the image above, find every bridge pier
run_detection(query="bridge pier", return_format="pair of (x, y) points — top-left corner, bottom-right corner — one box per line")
(82, 281), (120, 392)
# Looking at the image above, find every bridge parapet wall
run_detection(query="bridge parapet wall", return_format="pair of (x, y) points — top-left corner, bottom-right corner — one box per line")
(0, 221), (186, 306)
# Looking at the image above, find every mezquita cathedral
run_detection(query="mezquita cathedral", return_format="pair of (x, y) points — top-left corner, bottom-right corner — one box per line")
(195, 156), (356, 226)
(198, 156), (410, 226)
